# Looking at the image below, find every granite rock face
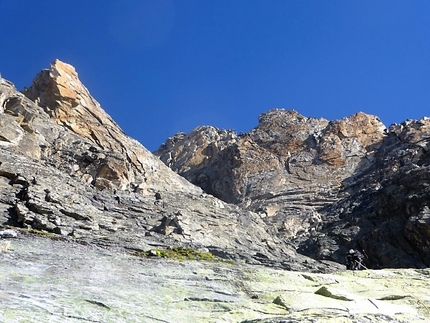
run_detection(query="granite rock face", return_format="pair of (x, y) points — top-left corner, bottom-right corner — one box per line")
(155, 109), (385, 217)
(155, 109), (430, 269)
(1, 235), (429, 323)
(21, 59), (195, 193)
(315, 119), (430, 268)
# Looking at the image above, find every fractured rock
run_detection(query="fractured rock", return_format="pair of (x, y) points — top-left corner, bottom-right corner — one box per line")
(0, 60), (336, 272)
(156, 108), (430, 269)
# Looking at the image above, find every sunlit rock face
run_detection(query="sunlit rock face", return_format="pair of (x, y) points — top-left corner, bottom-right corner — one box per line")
(2, 59), (430, 322)
(2, 58), (430, 273)
(156, 108), (430, 269)
(21, 59), (198, 193)
(1, 235), (429, 323)
(0, 60), (338, 273)
(154, 109), (386, 241)
(156, 109), (385, 209)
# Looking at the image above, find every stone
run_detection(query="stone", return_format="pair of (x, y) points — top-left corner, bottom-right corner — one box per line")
(0, 229), (17, 238)
(0, 60), (335, 273)
(156, 108), (430, 269)
(22, 59), (202, 195)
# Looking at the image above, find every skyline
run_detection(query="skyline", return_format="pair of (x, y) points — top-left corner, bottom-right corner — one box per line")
(2, 1), (430, 151)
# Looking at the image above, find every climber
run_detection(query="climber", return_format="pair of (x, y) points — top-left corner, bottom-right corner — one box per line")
(345, 249), (364, 270)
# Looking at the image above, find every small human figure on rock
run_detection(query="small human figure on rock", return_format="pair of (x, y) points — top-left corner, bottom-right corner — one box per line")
(154, 192), (165, 207)
(346, 249), (364, 270)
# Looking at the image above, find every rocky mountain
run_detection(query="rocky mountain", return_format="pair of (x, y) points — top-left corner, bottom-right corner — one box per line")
(1, 60), (430, 322)
(155, 106), (430, 270)
(0, 59), (338, 272)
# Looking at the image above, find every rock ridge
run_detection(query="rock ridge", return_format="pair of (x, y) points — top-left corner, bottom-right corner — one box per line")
(2, 59), (430, 271)
(0, 60), (337, 273)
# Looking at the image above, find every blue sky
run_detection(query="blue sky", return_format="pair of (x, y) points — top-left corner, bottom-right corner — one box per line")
(1, 1), (430, 151)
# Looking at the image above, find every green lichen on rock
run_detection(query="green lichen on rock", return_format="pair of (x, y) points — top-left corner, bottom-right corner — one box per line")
(2, 236), (429, 323)
(131, 246), (216, 261)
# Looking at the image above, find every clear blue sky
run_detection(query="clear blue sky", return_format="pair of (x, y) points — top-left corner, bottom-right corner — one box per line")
(2, 1), (430, 151)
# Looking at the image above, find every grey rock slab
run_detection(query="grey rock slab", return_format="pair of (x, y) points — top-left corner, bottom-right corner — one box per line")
(0, 235), (428, 323)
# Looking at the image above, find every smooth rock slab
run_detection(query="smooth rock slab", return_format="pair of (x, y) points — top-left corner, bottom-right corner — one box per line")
(0, 235), (428, 323)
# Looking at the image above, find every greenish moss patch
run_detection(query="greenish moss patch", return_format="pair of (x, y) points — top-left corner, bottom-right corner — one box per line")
(25, 228), (56, 238)
(131, 247), (216, 261)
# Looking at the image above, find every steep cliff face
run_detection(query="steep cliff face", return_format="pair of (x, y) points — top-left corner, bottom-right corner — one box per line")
(154, 109), (386, 240)
(311, 119), (430, 268)
(155, 109), (430, 269)
(0, 60), (337, 272)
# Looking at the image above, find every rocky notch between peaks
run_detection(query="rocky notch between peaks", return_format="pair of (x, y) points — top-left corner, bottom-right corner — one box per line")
(0, 59), (337, 272)
(1, 60), (430, 322)
(1, 59), (429, 270)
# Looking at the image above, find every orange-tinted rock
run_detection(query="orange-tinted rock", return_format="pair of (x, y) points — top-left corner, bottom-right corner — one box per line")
(155, 109), (386, 210)
(23, 60), (197, 192)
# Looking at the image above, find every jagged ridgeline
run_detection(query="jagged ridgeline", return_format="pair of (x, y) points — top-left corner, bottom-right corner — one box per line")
(1, 60), (430, 269)
(0, 60), (338, 272)
(1, 60), (430, 322)
(155, 107), (430, 269)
